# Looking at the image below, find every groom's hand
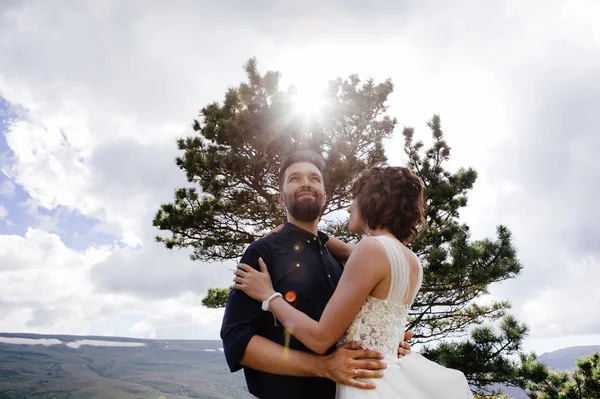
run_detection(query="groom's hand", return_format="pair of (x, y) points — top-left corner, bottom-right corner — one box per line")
(321, 341), (386, 390)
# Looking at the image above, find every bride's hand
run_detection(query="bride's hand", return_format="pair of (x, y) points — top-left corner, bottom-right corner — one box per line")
(264, 224), (284, 238)
(233, 258), (275, 302)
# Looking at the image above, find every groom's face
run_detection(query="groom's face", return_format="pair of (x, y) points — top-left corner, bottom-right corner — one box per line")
(279, 162), (326, 222)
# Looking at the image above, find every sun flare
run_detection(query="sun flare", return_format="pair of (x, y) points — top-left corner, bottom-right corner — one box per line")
(291, 84), (325, 116)
(276, 48), (334, 118)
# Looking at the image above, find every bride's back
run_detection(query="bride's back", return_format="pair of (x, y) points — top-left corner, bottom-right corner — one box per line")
(339, 235), (422, 356)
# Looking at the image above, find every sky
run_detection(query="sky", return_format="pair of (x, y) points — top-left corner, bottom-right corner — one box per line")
(1, 0), (599, 355)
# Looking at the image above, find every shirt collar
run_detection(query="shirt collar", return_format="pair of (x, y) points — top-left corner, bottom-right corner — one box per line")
(281, 222), (330, 244)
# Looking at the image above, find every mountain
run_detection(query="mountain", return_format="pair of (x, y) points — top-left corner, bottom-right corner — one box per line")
(0, 332), (252, 399)
(1, 332), (599, 399)
(537, 345), (600, 371)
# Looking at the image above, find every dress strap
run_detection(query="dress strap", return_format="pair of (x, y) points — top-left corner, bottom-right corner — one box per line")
(372, 235), (422, 305)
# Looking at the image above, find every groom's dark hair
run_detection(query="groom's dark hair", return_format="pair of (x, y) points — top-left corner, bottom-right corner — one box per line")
(278, 150), (326, 190)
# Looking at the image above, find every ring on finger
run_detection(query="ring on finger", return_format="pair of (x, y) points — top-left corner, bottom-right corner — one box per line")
(354, 369), (358, 376)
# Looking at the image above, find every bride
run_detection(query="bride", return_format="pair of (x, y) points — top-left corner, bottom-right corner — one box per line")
(233, 165), (473, 398)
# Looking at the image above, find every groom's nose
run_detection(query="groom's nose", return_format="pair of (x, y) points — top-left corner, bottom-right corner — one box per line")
(300, 175), (312, 186)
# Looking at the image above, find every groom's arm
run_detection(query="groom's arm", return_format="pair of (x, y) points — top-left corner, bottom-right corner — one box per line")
(220, 244), (270, 373)
(240, 335), (385, 389)
(240, 335), (326, 377)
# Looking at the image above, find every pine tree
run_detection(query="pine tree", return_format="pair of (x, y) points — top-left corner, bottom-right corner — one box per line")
(154, 59), (533, 392)
(201, 287), (232, 308)
(526, 353), (600, 399)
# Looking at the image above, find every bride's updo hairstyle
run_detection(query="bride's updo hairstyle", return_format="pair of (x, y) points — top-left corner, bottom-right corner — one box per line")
(350, 165), (425, 244)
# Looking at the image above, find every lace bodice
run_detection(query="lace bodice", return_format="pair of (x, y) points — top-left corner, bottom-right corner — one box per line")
(339, 235), (422, 356)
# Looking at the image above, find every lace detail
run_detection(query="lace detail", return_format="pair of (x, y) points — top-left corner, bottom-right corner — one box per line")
(338, 235), (422, 357)
(339, 296), (410, 356)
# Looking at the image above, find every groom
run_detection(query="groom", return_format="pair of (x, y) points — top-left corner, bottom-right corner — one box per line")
(221, 151), (411, 399)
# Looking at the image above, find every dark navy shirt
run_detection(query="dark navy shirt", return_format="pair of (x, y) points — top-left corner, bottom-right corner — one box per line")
(220, 222), (344, 399)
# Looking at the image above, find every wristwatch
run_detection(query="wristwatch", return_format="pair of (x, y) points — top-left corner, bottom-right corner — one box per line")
(262, 292), (283, 312)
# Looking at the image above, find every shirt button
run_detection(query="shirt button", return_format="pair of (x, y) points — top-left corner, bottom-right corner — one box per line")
(328, 274), (331, 278)
(313, 237), (317, 241)
(306, 240), (310, 243)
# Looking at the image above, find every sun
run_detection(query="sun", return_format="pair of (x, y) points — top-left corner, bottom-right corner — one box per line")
(293, 87), (324, 116)
(289, 80), (327, 117)
(275, 45), (341, 118)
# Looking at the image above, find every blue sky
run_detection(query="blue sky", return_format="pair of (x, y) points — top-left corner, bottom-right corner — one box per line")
(1, 0), (599, 354)
(0, 96), (116, 249)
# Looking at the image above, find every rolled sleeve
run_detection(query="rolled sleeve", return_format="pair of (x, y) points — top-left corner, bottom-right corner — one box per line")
(221, 288), (260, 372)
(220, 244), (269, 373)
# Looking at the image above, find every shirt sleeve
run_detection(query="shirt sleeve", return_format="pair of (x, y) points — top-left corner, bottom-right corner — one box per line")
(220, 242), (270, 372)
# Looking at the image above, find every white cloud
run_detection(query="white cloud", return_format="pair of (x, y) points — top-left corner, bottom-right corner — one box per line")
(90, 239), (232, 300)
(0, 204), (6, 219)
(514, 254), (600, 338)
(0, 227), (228, 338)
(129, 320), (157, 339)
(0, 228), (110, 333)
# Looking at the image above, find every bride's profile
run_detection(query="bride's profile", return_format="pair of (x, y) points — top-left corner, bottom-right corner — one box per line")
(234, 164), (473, 398)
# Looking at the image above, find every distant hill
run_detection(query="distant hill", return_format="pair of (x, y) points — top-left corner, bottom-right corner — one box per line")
(1, 332), (598, 399)
(537, 345), (600, 371)
(0, 332), (251, 399)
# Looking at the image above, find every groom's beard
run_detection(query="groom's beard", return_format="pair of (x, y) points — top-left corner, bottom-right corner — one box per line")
(284, 189), (323, 222)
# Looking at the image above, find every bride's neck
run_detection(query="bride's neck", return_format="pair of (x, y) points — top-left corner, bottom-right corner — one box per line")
(364, 226), (393, 237)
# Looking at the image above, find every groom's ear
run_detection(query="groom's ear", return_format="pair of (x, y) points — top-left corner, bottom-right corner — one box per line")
(277, 192), (285, 207)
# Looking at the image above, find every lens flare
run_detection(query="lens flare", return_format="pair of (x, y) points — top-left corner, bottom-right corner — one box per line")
(285, 291), (297, 303)
(293, 242), (304, 254)
(283, 329), (292, 359)
(293, 88), (324, 116)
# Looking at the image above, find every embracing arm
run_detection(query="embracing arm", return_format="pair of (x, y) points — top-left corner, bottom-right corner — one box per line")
(223, 243), (387, 389)
(263, 224), (354, 263)
(325, 236), (355, 262)
(263, 238), (387, 354)
(245, 336), (387, 389)
(240, 335), (325, 376)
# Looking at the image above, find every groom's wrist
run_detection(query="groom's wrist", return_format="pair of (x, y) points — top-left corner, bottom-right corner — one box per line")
(310, 355), (332, 380)
(304, 352), (328, 379)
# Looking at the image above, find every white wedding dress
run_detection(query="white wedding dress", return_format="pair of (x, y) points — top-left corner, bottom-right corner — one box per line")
(337, 235), (473, 399)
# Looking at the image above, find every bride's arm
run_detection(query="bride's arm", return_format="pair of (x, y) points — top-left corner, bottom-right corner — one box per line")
(325, 236), (355, 262)
(236, 237), (388, 355)
(263, 224), (354, 262)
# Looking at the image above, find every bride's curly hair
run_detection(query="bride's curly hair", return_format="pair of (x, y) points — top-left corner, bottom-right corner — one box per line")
(350, 165), (425, 243)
